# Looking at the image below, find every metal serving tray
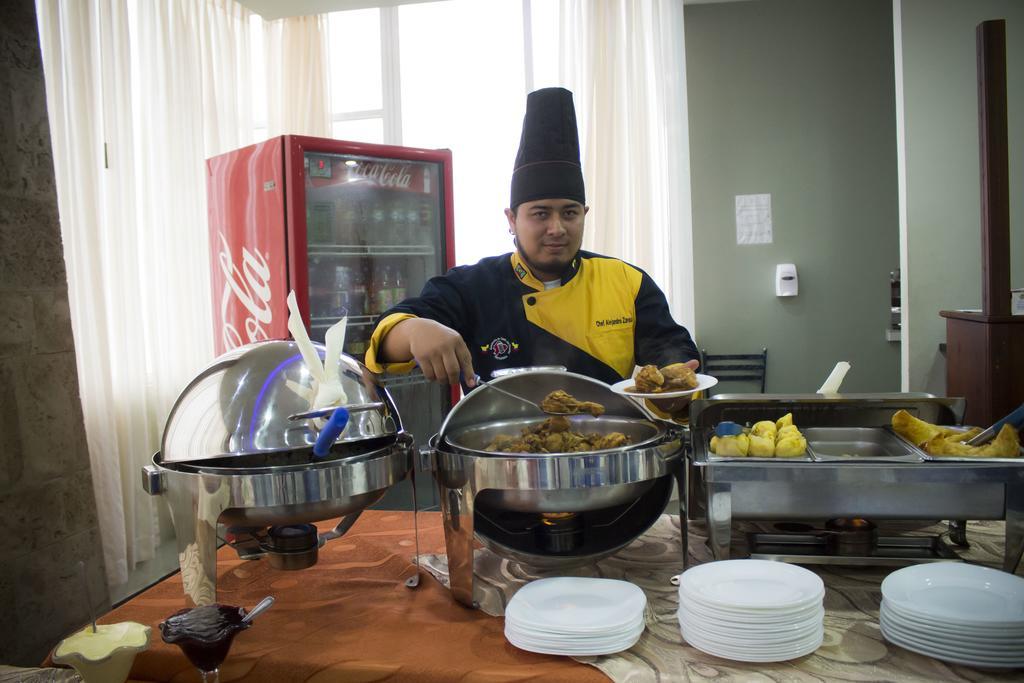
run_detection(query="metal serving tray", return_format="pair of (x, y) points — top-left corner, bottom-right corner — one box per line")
(804, 427), (923, 462)
(706, 427), (921, 463)
(889, 426), (1024, 464)
(707, 444), (812, 463)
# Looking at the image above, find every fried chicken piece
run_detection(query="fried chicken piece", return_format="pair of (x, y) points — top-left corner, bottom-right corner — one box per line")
(545, 415), (571, 432)
(631, 365), (664, 393)
(540, 390), (605, 417)
(660, 362), (699, 390)
(593, 432), (628, 450)
(482, 416), (631, 453)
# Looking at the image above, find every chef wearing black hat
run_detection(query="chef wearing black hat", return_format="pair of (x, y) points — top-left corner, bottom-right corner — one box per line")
(365, 87), (698, 395)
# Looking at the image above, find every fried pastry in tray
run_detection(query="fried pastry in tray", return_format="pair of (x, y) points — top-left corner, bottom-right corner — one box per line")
(483, 415), (630, 454)
(890, 409), (1020, 458)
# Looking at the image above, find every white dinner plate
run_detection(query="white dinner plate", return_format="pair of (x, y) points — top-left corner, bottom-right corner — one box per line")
(681, 626), (823, 654)
(679, 593), (824, 623)
(881, 621), (1024, 668)
(506, 627), (643, 656)
(881, 563), (1024, 626)
(880, 611), (1024, 654)
(610, 373), (718, 399)
(679, 560), (825, 610)
(679, 613), (821, 645)
(505, 577), (646, 632)
(681, 626), (822, 662)
(505, 613), (646, 640)
(881, 601), (1024, 639)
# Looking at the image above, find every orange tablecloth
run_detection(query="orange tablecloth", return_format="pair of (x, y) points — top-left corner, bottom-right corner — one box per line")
(77, 510), (607, 682)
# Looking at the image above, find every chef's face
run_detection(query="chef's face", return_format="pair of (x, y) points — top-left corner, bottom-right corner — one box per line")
(505, 198), (587, 280)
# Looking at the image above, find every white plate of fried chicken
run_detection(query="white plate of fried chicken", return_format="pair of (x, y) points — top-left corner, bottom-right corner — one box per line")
(610, 363), (718, 399)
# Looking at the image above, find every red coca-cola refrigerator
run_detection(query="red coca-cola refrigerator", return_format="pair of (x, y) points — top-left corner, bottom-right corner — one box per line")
(207, 135), (454, 508)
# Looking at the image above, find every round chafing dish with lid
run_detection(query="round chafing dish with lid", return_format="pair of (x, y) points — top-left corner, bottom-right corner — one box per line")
(161, 339), (399, 464)
(142, 340), (414, 606)
(427, 369), (687, 607)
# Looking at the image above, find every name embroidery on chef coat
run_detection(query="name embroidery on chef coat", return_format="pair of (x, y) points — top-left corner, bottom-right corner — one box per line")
(595, 315), (634, 329)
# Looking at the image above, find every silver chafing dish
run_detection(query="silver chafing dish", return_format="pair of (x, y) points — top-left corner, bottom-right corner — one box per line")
(424, 370), (686, 607)
(688, 393), (1024, 572)
(141, 340), (415, 605)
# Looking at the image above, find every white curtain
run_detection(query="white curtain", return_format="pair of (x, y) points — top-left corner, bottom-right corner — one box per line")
(555, 0), (695, 330)
(264, 14), (332, 137)
(36, 0), (331, 586)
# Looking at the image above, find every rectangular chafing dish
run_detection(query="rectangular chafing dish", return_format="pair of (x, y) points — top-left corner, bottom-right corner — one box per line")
(687, 394), (1024, 573)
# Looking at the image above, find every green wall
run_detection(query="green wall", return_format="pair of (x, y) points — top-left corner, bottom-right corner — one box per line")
(686, 0), (900, 394)
(896, 0), (1024, 394)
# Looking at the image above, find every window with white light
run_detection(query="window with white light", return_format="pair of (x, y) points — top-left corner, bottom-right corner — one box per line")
(279, 0), (561, 266)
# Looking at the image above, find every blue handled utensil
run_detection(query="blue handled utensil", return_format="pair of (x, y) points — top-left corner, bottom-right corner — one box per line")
(965, 402), (1024, 446)
(312, 407), (350, 458)
(714, 421), (744, 437)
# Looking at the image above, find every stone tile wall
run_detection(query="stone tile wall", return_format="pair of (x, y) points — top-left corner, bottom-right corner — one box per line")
(0, 0), (110, 667)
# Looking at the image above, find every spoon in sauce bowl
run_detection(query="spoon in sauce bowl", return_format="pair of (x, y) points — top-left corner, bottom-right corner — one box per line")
(241, 596), (275, 625)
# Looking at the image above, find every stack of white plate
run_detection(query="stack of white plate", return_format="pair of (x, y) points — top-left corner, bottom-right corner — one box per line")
(880, 563), (1024, 669)
(504, 577), (646, 656)
(677, 560), (825, 662)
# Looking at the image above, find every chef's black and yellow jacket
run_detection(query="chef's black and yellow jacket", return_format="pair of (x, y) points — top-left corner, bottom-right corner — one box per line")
(365, 249), (699, 386)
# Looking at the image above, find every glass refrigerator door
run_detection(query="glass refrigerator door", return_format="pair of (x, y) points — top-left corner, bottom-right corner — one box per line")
(303, 151), (447, 509)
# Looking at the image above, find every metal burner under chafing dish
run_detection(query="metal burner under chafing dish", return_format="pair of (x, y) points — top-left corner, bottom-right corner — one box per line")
(746, 518), (961, 566)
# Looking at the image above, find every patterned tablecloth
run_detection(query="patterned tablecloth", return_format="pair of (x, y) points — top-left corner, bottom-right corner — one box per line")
(421, 516), (1024, 682)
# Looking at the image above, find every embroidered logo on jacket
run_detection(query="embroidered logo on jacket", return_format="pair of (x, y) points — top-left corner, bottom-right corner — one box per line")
(480, 337), (519, 360)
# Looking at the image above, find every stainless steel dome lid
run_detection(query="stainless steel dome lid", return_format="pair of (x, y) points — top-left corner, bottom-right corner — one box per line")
(161, 340), (399, 464)
(437, 369), (656, 448)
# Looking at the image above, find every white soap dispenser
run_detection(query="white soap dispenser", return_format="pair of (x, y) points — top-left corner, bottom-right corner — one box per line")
(775, 263), (798, 297)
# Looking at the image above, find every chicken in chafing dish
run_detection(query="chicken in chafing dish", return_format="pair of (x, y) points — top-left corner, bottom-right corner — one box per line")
(540, 390), (605, 417)
(484, 416), (630, 454)
(628, 362), (699, 394)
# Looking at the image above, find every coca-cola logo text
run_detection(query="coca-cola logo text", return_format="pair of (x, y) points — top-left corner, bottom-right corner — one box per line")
(218, 232), (272, 350)
(352, 161), (412, 189)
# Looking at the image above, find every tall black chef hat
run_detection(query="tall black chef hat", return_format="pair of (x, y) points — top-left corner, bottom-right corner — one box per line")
(510, 87), (585, 209)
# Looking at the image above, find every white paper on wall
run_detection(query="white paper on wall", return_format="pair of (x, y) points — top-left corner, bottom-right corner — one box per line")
(735, 193), (773, 244)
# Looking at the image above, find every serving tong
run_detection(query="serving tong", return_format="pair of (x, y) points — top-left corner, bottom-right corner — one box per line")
(472, 376), (579, 416)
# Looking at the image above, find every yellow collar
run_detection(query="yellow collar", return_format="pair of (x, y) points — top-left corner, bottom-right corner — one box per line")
(510, 251), (582, 292)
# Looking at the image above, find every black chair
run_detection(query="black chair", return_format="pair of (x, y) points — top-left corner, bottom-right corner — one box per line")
(699, 347), (767, 396)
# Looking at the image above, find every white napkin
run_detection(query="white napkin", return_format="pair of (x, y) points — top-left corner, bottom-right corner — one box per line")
(817, 361), (851, 394)
(317, 314), (349, 408)
(285, 291), (348, 409)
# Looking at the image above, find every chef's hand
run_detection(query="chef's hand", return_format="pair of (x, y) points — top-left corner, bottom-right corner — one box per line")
(648, 359), (700, 418)
(384, 318), (476, 387)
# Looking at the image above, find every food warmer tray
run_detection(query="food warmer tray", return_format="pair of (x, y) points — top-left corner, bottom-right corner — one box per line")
(687, 394), (1024, 574)
(706, 426), (924, 463)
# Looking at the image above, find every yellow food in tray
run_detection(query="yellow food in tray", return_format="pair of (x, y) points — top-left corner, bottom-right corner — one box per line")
(710, 413), (806, 458)
(890, 410), (1020, 458)
(710, 433), (749, 456)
